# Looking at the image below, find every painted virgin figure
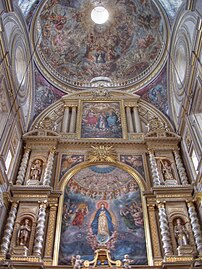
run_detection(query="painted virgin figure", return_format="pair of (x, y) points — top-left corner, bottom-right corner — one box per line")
(91, 202), (114, 244)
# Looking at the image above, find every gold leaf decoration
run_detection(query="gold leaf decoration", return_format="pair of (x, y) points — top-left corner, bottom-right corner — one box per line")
(88, 145), (117, 163)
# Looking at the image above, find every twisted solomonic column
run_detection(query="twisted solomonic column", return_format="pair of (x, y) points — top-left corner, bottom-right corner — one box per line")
(16, 148), (31, 185)
(187, 201), (202, 255)
(0, 202), (18, 254)
(173, 150), (189, 185)
(158, 203), (173, 256)
(149, 151), (161, 186)
(33, 203), (47, 256)
(43, 149), (55, 186)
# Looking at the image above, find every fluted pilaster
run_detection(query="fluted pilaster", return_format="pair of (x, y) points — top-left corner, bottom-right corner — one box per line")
(44, 204), (58, 260)
(132, 106), (141, 133)
(158, 203), (173, 256)
(149, 151), (161, 186)
(16, 148), (31, 185)
(0, 202), (18, 254)
(33, 203), (47, 256)
(173, 150), (189, 185)
(126, 106), (134, 133)
(62, 106), (70, 133)
(69, 106), (77, 133)
(187, 201), (202, 255)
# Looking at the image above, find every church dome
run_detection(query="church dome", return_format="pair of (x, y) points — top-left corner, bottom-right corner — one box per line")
(31, 0), (169, 92)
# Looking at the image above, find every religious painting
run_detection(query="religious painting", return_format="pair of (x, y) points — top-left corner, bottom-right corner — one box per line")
(59, 165), (147, 265)
(34, 0), (164, 87)
(120, 155), (145, 179)
(80, 102), (122, 139)
(136, 67), (168, 116)
(60, 155), (84, 179)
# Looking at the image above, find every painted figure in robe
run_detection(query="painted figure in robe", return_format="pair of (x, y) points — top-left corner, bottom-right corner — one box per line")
(91, 203), (114, 244)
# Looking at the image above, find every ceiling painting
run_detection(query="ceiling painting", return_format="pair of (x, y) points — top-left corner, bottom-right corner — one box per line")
(136, 66), (169, 116)
(34, 69), (65, 118)
(32, 0), (168, 91)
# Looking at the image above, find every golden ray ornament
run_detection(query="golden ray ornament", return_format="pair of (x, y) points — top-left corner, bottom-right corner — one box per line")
(88, 145), (117, 162)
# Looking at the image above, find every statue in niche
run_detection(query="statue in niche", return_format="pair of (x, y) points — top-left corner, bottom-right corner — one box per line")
(160, 159), (174, 181)
(17, 219), (31, 247)
(174, 218), (189, 247)
(156, 158), (177, 185)
(30, 159), (43, 181)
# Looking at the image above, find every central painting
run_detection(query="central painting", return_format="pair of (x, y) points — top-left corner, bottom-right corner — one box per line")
(59, 165), (147, 265)
(80, 102), (123, 139)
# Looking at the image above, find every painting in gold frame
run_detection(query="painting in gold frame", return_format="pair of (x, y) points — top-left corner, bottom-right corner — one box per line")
(80, 101), (123, 139)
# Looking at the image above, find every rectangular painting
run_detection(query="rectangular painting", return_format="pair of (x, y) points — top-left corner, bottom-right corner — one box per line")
(120, 155), (145, 179)
(60, 154), (84, 179)
(80, 102), (123, 139)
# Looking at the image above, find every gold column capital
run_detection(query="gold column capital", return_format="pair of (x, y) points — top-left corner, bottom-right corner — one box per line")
(50, 147), (56, 154)
(187, 200), (194, 207)
(157, 201), (165, 208)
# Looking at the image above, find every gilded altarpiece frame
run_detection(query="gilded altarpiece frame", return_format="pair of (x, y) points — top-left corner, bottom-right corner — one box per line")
(77, 100), (127, 140)
(53, 162), (152, 266)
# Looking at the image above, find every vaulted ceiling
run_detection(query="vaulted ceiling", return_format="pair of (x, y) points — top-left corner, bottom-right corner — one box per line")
(14, 0), (185, 121)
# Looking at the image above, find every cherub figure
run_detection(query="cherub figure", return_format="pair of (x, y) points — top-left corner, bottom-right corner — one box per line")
(122, 254), (134, 269)
(71, 255), (83, 269)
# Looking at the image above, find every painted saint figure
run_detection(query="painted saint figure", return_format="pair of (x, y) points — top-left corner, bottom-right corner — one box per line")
(91, 203), (114, 244)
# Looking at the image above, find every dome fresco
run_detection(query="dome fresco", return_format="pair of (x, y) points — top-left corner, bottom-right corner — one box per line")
(32, 0), (168, 90)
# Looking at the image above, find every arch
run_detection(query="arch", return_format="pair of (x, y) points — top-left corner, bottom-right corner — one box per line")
(58, 161), (147, 192)
(53, 161), (152, 266)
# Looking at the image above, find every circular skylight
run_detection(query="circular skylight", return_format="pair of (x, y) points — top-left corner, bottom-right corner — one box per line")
(91, 6), (109, 24)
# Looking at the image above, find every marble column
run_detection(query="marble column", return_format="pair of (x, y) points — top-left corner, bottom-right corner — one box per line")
(62, 106), (70, 133)
(33, 202), (47, 256)
(16, 148), (31, 185)
(69, 106), (77, 133)
(149, 151), (161, 186)
(43, 149), (55, 186)
(173, 150), (189, 185)
(132, 106), (141, 133)
(158, 203), (173, 256)
(0, 202), (18, 254)
(126, 106), (134, 133)
(187, 201), (202, 255)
